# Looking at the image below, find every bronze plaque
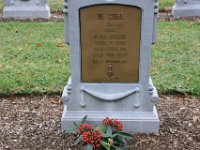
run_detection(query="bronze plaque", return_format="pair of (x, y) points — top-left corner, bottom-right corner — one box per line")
(80, 5), (141, 82)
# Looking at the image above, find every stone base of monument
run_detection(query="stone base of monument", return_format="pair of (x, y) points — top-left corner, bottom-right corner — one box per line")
(3, 5), (50, 19)
(61, 77), (159, 133)
(172, 3), (200, 17)
(61, 108), (159, 133)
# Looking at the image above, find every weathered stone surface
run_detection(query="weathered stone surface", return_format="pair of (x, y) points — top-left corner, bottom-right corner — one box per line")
(172, 0), (200, 17)
(62, 0), (159, 133)
(3, 0), (50, 19)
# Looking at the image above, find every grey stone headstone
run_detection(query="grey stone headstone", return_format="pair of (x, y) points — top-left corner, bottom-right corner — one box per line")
(3, 0), (51, 19)
(64, 0), (69, 44)
(172, 0), (200, 17)
(61, 0), (159, 133)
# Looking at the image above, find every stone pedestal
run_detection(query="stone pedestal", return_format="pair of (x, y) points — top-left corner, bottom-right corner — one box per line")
(61, 0), (159, 133)
(61, 77), (159, 133)
(3, 0), (50, 19)
(172, 0), (200, 17)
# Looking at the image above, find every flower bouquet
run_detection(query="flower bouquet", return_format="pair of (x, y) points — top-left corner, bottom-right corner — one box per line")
(64, 116), (132, 150)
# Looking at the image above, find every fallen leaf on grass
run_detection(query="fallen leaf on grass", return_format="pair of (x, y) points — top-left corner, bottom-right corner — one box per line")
(32, 74), (41, 78)
(35, 43), (44, 47)
(186, 76), (191, 81)
(56, 43), (65, 48)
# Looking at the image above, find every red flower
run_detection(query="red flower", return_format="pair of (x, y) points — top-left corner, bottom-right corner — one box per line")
(102, 117), (113, 126)
(82, 129), (102, 149)
(78, 123), (92, 135)
(113, 119), (123, 131)
(102, 117), (123, 131)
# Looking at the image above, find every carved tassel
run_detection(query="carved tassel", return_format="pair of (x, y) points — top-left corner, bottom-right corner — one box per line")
(80, 87), (86, 107)
(134, 91), (140, 108)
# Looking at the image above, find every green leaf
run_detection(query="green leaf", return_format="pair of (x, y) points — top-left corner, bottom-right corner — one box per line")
(106, 126), (112, 136)
(63, 127), (77, 134)
(86, 144), (93, 150)
(100, 124), (108, 133)
(112, 145), (127, 150)
(113, 137), (126, 146)
(73, 121), (80, 129)
(100, 140), (111, 150)
(95, 124), (108, 133)
(113, 131), (132, 139)
(81, 115), (88, 124)
(63, 130), (76, 134)
(113, 137), (129, 150)
(63, 129), (67, 135)
(93, 125), (98, 130)
(73, 115), (88, 131)
(115, 147), (128, 150)
(102, 133), (112, 138)
(121, 137), (127, 145)
(75, 136), (82, 145)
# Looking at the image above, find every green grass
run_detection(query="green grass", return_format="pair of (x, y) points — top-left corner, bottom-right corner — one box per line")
(159, 0), (175, 11)
(152, 21), (200, 96)
(0, 0), (3, 11)
(48, 0), (64, 12)
(0, 22), (70, 95)
(0, 21), (199, 97)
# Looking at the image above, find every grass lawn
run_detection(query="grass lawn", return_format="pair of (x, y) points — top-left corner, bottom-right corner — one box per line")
(0, 0), (3, 11)
(0, 21), (199, 97)
(48, 0), (64, 12)
(159, 0), (175, 11)
(0, 22), (70, 95)
(152, 21), (200, 96)
(0, 0), (174, 12)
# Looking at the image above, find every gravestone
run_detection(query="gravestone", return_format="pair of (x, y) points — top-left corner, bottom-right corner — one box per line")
(172, 0), (200, 17)
(64, 0), (69, 44)
(3, 0), (50, 19)
(62, 0), (159, 133)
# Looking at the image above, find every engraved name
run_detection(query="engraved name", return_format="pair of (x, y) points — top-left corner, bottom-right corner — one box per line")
(97, 13), (124, 20)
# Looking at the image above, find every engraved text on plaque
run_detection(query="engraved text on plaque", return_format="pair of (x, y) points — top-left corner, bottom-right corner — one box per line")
(80, 5), (141, 82)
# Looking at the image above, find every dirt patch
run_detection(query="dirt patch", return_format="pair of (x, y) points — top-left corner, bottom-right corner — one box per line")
(129, 95), (200, 150)
(0, 94), (199, 149)
(158, 12), (200, 22)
